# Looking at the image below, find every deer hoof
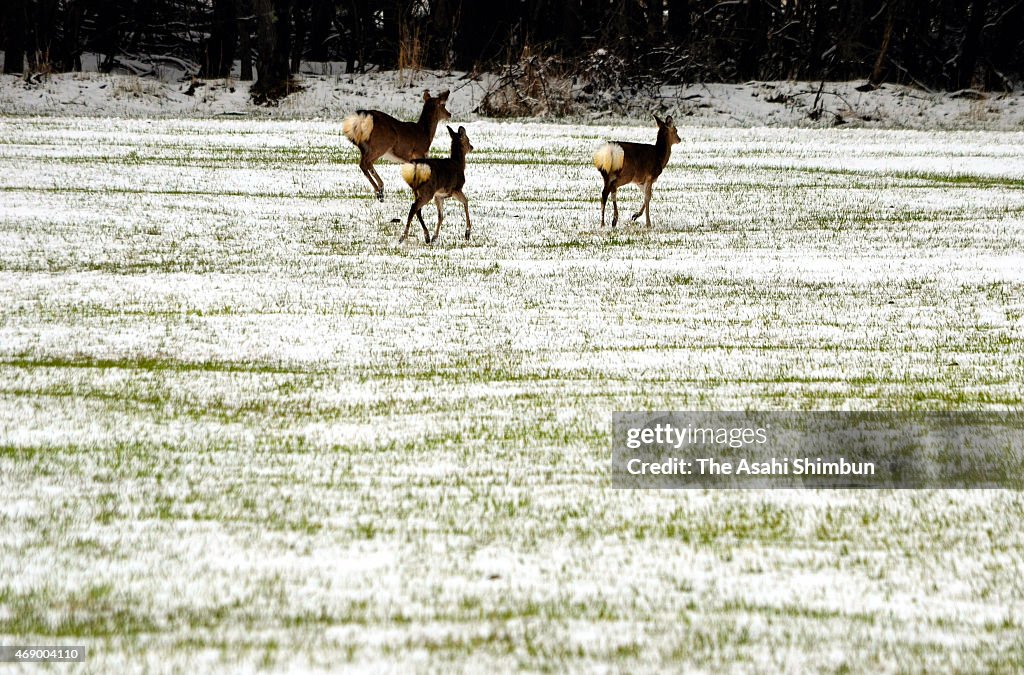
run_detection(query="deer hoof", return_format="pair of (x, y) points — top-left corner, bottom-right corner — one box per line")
(375, 191), (384, 202)
(464, 231), (470, 241)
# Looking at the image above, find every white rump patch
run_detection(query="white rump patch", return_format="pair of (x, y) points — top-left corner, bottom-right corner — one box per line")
(400, 163), (432, 188)
(342, 113), (373, 145)
(593, 143), (625, 174)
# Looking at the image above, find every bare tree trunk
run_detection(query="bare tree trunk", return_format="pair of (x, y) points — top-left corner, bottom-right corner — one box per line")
(30, 0), (60, 71)
(251, 0), (294, 101)
(621, 0), (646, 41)
(382, 0), (402, 68)
(307, 0), (333, 61)
(205, 0), (238, 78)
(428, 0), (453, 68)
(983, 0), (1022, 89)
(807, 0), (831, 76)
(646, 0), (664, 37)
(346, 0), (371, 73)
(736, 0), (765, 80)
(238, 0), (253, 80)
(94, 0), (120, 73)
(559, 0), (583, 53)
(60, 0), (84, 71)
(128, 0), (153, 52)
(3, 0), (26, 73)
(870, 7), (895, 85)
(666, 0), (690, 40)
(955, 0), (987, 89)
(290, 0), (307, 74)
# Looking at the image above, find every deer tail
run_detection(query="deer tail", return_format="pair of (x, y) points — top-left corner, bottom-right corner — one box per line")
(342, 113), (374, 145)
(593, 143), (624, 174)
(400, 162), (432, 188)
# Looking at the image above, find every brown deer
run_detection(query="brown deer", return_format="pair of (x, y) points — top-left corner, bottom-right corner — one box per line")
(342, 90), (452, 201)
(593, 114), (680, 228)
(398, 126), (474, 244)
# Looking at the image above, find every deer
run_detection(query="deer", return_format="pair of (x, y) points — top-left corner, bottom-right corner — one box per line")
(593, 114), (681, 228)
(342, 90), (452, 201)
(398, 126), (474, 244)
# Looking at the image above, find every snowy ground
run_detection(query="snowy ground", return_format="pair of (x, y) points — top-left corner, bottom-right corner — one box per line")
(2, 68), (1024, 131)
(1, 114), (1024, 672)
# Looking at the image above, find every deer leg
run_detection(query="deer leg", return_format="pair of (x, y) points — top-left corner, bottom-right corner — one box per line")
(362, 147), (389, 201)
(610, 188), (619, 228)
(400, 204), (418, 243)
(600, 180), (611, 228)
(400, 193), (432, 243)
(359, 147), (386, 201)
(358, 157), (381, 198)
(452, 190), (471, 240)
(368, 166), (386, 202)
(431, 196), (445, 243)
(643, 182), (653, 228)
(631, 181), (650, 222)
(417, 209), (430, 243)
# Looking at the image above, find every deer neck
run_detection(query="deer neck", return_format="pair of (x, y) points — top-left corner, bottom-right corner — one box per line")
(655, 131), (673, 169)
(417, 106), (439, 140)
(449, 141), (467, 170)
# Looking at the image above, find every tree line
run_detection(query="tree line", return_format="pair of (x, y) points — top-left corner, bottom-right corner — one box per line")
(3, 1), (1021, 100)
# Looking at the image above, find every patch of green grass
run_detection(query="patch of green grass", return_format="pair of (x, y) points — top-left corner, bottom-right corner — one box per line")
(0, 585), (158, 638)
(0, 355), (319, 375)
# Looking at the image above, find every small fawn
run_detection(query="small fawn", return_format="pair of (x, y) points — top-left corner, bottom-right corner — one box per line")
(593, 114), (680, 228)
(342, 89), (452, 201)
(398, 126), (474, 244)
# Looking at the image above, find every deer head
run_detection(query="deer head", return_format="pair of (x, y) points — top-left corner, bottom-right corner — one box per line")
(424, 89), (453, 123)
(447, 125), (473, 155)
(654, 114), (681, 146)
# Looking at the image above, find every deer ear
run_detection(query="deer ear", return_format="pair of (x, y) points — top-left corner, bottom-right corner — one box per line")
(653, 114), (664, 126)
(458, 126), (466, 136)
(438, 90), (450, 101)
(447, 125), (457, 138)
(665, 115), (674, 126)
(422, 90), (431, 102)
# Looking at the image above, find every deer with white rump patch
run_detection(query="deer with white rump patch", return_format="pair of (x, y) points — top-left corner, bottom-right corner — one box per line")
(342, 90), (452, 201)
(593, 114), (680, 228)
(399, 125), (474, 244)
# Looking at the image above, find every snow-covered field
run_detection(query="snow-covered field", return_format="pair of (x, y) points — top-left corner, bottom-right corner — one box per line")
(4, 69), (1024, 132)
(1, 114), (1024, 672)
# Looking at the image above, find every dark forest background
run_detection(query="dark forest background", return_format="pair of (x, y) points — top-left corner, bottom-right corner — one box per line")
(2, 1), (1022, 100)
